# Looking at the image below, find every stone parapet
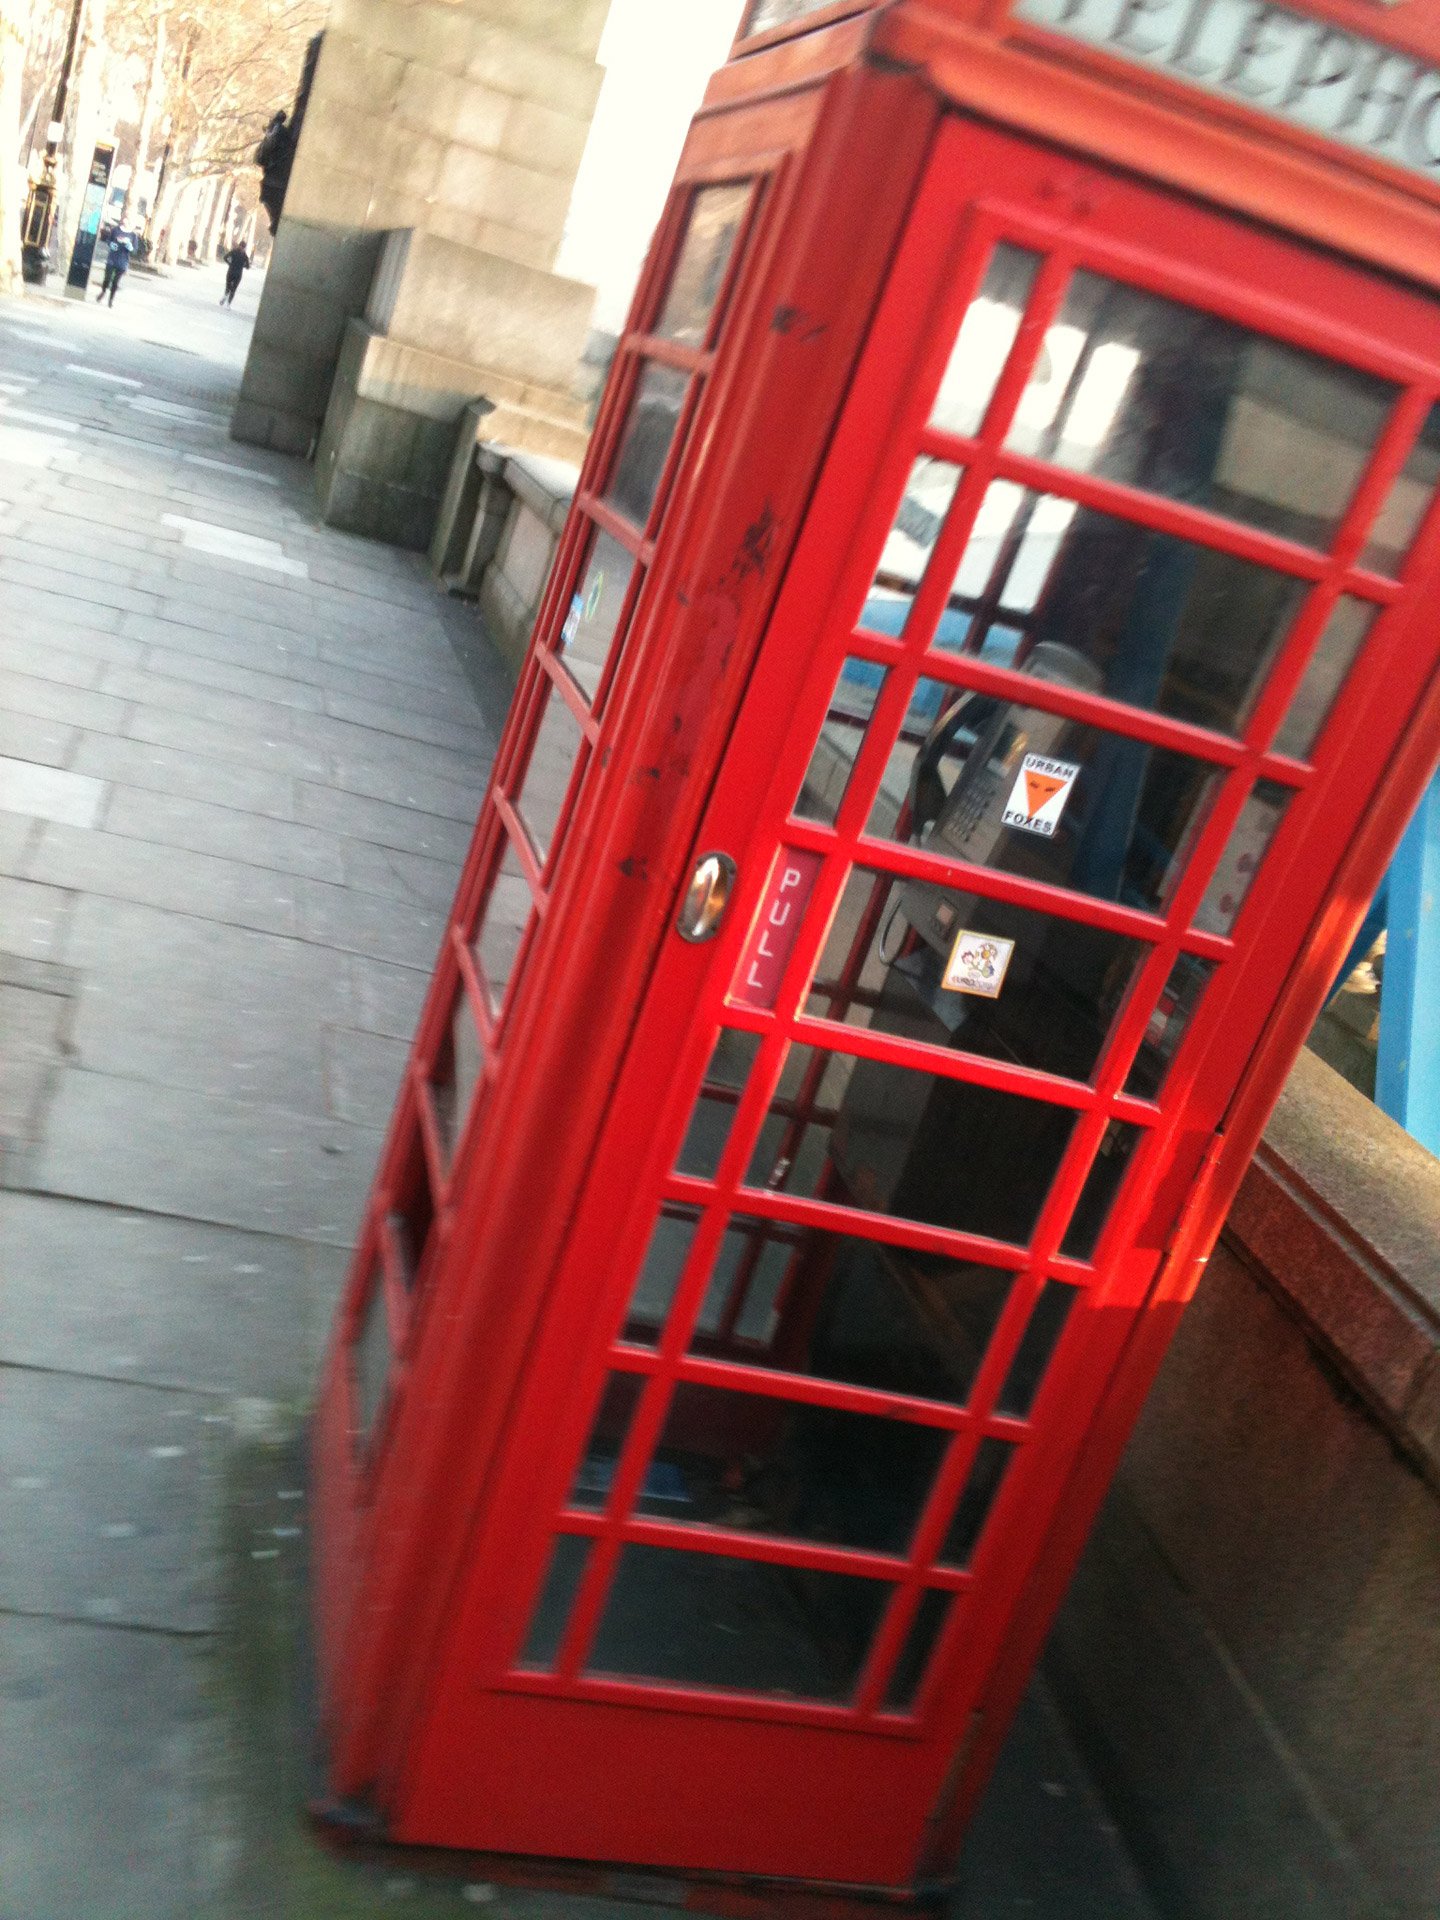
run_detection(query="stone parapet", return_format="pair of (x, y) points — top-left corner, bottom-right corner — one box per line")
(1047, 1047), (1440, 1919)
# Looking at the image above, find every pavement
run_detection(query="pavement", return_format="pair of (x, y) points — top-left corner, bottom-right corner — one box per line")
(0, 260), (1156, 1920)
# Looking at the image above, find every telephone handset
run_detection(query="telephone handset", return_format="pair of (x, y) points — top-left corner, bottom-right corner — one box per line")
(894, 642), (1103, 966)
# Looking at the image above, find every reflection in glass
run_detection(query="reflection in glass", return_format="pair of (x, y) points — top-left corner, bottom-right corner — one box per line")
(561, 528), (638, 706)
(352, 1258), (390, 1447)
(472, 832), (533, 1016)
(638, 1380), (948, 1555)
(1192, 780), (1293, 937)
(931, 244), (1042, 439)
(745, 1043), (853, 1198)
(657, 182), (752, 346)
(1362, 402), (1440, 574)
(624, 1205), (701, 1344)
(1005, 269), (1396, 549)
(430, 981), (485, 1166)
(1124, 952), (1214, 1099)
(865, 457), (963, 638)
(884, 1589), (954, 1713)
(519, 1534), (591, 1669)
(675, 1028), (762, 1178)
(516, 677), (586, 864)
(1059, 1119), (1141, 1260)
(588, 1543), (889, 1702)
(794, 657), (886, 826)
(808, 864), (1150, 1087)
(748, 1041), (1078, 1246)
(570, 1372), (647, 1510)
(1271, 598), (1375, 761)
(688, 1213), (1015, 1407)
(997, 1279), (1079, 1418)
(868, 675), (1223, 919)
(606, 361), (688, 529)
(938, 1437), (1015, 1567)
(935, 480), (1308, 737)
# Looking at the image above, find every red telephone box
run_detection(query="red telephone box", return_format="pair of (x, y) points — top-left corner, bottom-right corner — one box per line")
(311, 0), (1440, 1904)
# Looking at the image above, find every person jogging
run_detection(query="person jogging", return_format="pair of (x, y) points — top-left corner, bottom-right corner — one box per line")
(97, 233), (131, 306)
(221, 242), (251, 306)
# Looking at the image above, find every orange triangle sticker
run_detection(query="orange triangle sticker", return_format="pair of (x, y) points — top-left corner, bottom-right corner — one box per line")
(1022, 769), (1068, 818)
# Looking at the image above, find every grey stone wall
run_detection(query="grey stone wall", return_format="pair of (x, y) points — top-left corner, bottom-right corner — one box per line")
(1048, 1048), (1440, 1919)
(233, 0), (607, 456)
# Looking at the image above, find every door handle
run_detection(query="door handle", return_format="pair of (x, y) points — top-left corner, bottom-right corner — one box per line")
(676, 852), (737, 943)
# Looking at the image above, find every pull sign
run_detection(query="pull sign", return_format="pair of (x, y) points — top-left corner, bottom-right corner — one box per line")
(732, 848), (824, 1008)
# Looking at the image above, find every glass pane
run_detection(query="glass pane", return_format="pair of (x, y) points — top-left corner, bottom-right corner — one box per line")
(1059, 1119), (1142, 1260)
(744, 1043), (852, 1198)
(1271, 598), (1376, 761)
(808, 864), (1150, 1087)
(389, 1131), (435, 1289)
(605, 360), (688, 530)
(588, 1544), (889, 1703)
(746, 0), (838, 32)
(1363, 402), (1440, 574)
(570, 1371), (647, 1510)
(745, 1042), (1078, 1247)
(430, 980), (485, 1167)
(623, 1205), (700, 1345)
(560, 527), (637, 706)
(352, 1259), (390, 1446)
(1124, 952), (1214, 1099)
(675, 1028), (762, 1179)
(795, 657), (885, 826)
(997, 1279), (1079, 1418)
(1192, 779), (1293, 937)
(865, 457), (963, 638)
(934, 480), (1309, 737)
(471, 832), (533, 1017)
(656, 182), (752, 347)
(1005, 269), (1397, 549)
(884, 1588), (954, 1713)
(516, 676), (586, 865)
(930, 244), (1042, 439)
(518, 1534), (591, 1670)
(637, 1381), (948, 1555)
(938, 1437), (1016, 1568)
(869, 677), (1224, 919)
(688, 1213), (1014, 1408)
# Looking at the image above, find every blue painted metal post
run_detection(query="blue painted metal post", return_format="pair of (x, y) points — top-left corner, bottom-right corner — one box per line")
(1376, 772), (1440, 1155)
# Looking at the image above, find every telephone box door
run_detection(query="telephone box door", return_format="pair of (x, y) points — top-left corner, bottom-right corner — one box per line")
(380, 117), (1440, 1890)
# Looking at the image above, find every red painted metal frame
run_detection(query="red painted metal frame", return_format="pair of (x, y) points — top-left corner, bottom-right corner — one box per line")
(310, 3), (1440, 1907)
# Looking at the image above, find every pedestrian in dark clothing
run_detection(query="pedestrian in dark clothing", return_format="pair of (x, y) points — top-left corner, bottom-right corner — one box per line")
(221, 243), (251, 306)
(97, 234), (131, 306)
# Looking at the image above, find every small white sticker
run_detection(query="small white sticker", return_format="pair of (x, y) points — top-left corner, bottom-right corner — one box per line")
(943, 929), (1016, 998)
(1002, 754), (1080, 838)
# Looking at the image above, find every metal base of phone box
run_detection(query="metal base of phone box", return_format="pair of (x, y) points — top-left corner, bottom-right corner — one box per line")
(309, 0), (1440, 1894)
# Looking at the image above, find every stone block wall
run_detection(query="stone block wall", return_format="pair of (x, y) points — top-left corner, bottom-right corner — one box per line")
(233, 0), (608, 456)
(1047, 1048), (1440, 1919)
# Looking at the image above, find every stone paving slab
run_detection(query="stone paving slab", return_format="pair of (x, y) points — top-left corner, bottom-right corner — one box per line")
(0, 1192), (343, 1398)
(0, 1368), (216, 1630)
(27, 1067), (382, 1242)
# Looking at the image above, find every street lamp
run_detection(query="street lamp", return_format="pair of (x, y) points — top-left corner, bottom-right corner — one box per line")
(21, 0), (85, 284)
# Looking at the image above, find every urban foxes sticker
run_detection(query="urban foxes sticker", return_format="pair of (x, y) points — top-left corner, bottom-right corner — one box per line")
(1002, 753), (1080, 837)
(942, 929), (1016, 998)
